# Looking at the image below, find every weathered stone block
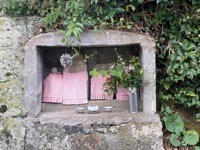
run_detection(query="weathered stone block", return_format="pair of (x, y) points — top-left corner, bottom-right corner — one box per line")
(24, 118), (164, 150)
(24, 95), (38, 116)
(24, 50), (37, 72)
(24, 72), (37, 96)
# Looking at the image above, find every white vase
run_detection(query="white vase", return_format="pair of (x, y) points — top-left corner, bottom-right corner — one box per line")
(128, 88), (138, 113)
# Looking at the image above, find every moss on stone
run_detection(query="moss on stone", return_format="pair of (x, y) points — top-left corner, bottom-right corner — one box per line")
(0, 80), (22, 116)
(0, 80), (19, 89)
(5, 117), (19, 129)
(0, 18), (5, 32)
(0, 18), (5, 25)
(0, 117), (18, 134)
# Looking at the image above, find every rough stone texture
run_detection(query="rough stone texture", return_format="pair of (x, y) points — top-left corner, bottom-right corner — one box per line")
(24, 31), (156, 116)
(24, 118), (164, 150)
(0, 16), (39, 149)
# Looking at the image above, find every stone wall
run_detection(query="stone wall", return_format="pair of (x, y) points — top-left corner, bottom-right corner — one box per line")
(0, 11), (39, 149)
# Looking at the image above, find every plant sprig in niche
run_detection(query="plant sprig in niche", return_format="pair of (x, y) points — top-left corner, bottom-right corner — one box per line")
(90, 52), (143, 95)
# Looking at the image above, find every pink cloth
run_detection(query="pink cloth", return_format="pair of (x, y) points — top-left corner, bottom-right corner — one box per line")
(116, 85), (129, 100)
(43, 73), (63, 103)
(62, 71), (88, 105)
(90, 74), (114, 100)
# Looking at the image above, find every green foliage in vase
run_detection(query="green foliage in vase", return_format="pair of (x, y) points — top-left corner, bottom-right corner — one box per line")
(90, 53), (143, 95)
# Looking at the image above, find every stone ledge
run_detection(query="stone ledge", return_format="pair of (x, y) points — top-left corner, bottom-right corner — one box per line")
(24, 100), (160, 126)
(24, 112), (161, 126)
(24, 115), (164, 150)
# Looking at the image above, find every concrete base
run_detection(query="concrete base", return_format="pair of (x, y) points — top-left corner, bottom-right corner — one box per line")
(24, 101), (164, 150)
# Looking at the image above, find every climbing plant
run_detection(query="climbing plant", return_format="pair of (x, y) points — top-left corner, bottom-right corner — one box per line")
(156, 6), (200, 108)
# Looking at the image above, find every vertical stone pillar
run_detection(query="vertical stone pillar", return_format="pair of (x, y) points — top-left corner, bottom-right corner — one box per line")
(24, 46), (43, 116)
(140, 42), (156, 114)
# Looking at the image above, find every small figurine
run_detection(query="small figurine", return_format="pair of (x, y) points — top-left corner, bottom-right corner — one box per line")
(51, 67), (58, 73)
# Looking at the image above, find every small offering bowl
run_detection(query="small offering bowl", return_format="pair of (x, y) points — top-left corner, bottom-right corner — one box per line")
(76, 107), (84, 113)
(104, 106), (113, 112)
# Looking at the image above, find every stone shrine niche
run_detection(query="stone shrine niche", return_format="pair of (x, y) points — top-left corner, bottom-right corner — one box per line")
(40, 46), (139, 81)
(39, 46), (140, 102)
(24, 30), (156, 116)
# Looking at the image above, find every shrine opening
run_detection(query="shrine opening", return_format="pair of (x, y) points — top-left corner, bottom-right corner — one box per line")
(24, 30), (156, 117)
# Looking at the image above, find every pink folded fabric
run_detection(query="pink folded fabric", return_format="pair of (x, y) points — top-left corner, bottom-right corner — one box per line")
(90, 74), (114, 100)
(116, 85), (129, 100)
(43, 73), (63, 103)
(62, 70), (88, 105)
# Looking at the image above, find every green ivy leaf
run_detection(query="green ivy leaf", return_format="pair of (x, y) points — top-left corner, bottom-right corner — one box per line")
(126, 5), (135, 12)
(195, 113), (200, 119)
(164, 114), (184, 133)
(195, 146), (200, 150)
(156, 0), (162, 4)
(115, 8), (125, 13)
(175, 127), (183, 135)
(126, 22), (133, 29)
(108, 10), (115, 18)
(138, 0), (144, 3)
(169, 133), (181, 147)
(183, 130), (199, 145)
(166, 66), (172, 74)
(90, 69), (99, 77)
(100, 70), (108, 76)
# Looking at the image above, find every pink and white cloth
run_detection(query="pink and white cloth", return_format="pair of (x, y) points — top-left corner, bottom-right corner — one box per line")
(116, 85), (129, 100)
(62, 70), (88, 105)
(43, 73), (63, 103)
(90, 74), (114, 100)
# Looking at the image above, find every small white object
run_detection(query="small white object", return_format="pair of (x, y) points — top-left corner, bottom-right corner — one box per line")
(52, 67), (58, 73)
(76, 107), (84, 113)
(104, 106), (113, 112)
(88, 105), (99, 112)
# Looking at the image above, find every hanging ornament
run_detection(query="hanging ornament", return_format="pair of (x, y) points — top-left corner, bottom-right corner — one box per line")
(60, 53), (73, 67)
